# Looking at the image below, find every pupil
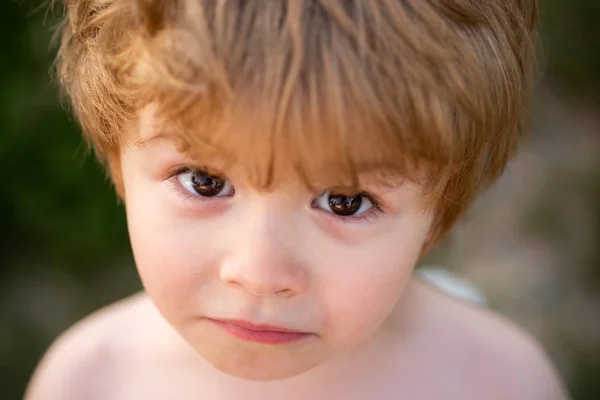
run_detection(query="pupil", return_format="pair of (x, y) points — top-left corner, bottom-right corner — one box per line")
(329, 194), (362, 216)
(191, 172), (225, 197)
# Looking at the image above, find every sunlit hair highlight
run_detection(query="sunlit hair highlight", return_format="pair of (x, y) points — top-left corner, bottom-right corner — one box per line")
(54, 0), (538, 245)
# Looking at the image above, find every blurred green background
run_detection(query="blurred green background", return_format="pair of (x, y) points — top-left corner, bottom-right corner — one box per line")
(1, 1), (599, 398)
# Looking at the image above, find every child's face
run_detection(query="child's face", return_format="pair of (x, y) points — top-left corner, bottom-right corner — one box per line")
(119, 109), (433, 380)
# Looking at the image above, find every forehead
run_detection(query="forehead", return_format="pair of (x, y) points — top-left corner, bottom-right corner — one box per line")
(134, 105), (426, 191)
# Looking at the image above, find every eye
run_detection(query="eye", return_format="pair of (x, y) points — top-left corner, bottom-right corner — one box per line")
(176, 169), (235, 198)
(312, 191), (374, 217)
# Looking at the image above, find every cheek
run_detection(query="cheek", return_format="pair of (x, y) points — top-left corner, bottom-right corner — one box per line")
(319, 216), (430, 344)
(125, 193), (216, 322)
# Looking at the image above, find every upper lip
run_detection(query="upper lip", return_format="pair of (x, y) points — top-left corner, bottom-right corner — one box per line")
(208, 318), (307, 333)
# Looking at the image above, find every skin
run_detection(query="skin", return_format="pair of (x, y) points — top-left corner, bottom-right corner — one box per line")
(25, 109), (569, 399)
(122, 108), (434, 380)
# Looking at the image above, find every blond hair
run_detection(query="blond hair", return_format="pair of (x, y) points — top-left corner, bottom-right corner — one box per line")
(55, 0), (538, 245)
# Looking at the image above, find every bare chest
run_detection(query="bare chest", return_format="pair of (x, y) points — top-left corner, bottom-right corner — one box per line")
(100, 355), (485, 400)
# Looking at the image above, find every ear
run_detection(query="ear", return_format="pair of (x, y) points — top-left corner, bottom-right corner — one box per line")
(418, 227), (436, 259)
(106, 149), (126, 201)
(418, 215), (445, 259)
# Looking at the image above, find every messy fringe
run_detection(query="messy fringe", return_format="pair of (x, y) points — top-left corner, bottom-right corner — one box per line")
(54, 0), (538, 244)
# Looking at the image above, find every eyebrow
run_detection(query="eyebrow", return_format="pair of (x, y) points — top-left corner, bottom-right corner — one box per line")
(135, 127), (414, 189)
(134, 131), (240, 173)
(135, 130), (224, 153)
(135, 131), (184, 147)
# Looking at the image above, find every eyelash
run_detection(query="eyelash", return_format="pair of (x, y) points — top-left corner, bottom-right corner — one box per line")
(164, 165), (386, 223)
(165, 166), (218, 204)
(315, 193), (385, 225)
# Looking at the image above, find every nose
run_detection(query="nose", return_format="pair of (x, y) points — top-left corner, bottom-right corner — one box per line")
(219, 208), (309, 297)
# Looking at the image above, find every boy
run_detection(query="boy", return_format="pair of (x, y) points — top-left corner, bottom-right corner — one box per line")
(27, 1), (567, 399)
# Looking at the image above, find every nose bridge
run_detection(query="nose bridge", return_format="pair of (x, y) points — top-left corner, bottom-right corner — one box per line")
(219, 199), (308, 296)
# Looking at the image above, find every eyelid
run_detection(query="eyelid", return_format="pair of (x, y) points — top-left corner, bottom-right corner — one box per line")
(316, 203), (385, 225)
(164, 167), (388, 222)
(312, 191), (386, 224)
(167, 178), (210, 203)
(165, 165), (208, 180)
(165, 165), (234, 203)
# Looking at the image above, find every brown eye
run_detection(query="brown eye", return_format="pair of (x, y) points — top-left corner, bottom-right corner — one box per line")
(177, 169), (234, 198)
(313, 191), (373, 217)
(328, 194), (363, 216)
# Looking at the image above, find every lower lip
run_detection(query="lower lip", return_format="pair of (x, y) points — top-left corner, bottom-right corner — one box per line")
(208, 319), (313, 345)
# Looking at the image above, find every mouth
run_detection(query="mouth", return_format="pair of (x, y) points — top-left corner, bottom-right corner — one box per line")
(206, 318), (314, 345)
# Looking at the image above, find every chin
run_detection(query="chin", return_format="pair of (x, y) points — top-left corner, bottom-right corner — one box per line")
(199, 344), (327, 381)
(179, 322), (332, 380)
(214, 361), (316, 381)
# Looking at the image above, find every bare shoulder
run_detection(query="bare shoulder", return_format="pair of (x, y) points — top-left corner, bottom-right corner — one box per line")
(24, 292), (168, 400)
(405, 277), (570, 400)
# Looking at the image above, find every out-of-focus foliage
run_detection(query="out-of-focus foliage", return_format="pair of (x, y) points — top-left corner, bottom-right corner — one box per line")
(540, 0), (600, 99)
(1, 3), (131, 398)
(1, 0), (598, 399)
(0, 1), (129, 276)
